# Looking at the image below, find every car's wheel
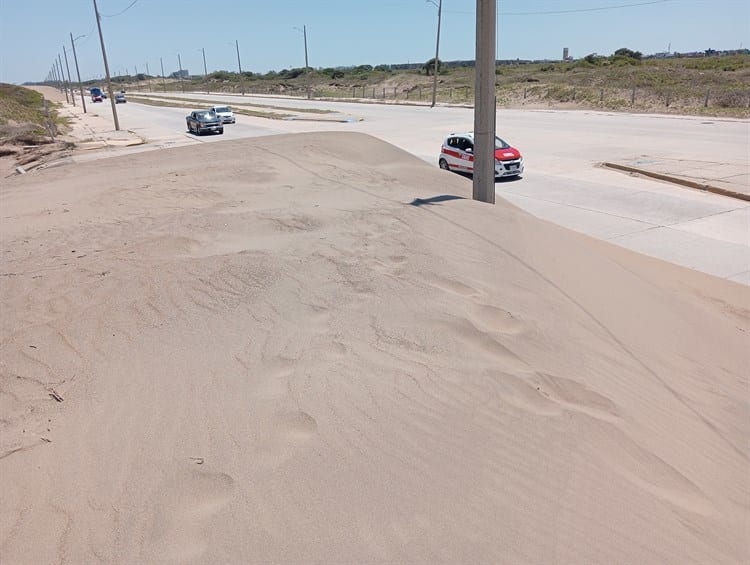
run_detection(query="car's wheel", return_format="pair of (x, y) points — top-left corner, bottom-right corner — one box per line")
(218, 128), (224, 135)
(439, 158), (450, 171)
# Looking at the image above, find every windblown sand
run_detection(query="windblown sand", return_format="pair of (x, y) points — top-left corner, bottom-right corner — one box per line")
(1, 132), (748, 564)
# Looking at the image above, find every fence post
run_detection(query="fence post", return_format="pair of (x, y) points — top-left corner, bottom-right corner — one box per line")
(371, 87), (375, 98)
(666, 90), (671, 107)
(394, 87), (396, 98)
(523, 87), (527, 99)
(572, 88), (576, 101)
(704, 89), (710, 108)
(600, 88), (604, 103)
(631, 86), (636, 105)
(419, 86), (422, 99)
(383, 87), (385, 98)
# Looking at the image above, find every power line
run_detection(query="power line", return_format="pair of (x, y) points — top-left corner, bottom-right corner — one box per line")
(503, 0), (673, 16)
(444, 0), (673, 16)
(101, 0), (139, 18)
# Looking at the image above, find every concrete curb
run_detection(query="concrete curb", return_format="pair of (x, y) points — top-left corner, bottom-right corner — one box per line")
(602, 162), (750, 202)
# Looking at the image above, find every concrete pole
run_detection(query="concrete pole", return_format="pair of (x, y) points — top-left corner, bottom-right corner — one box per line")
(303, 25), (311, 99)
(160, 57), (166, 91)
(57, 55), (70, 102)
(93, 0), (120, 130)
(146, 62), (152, 91)
(63, 46), (75, 106)
(236, 39), (244, 96)
(70, 33), (87, 113)
(178, 53), (184, 92)
(202, 47), (209, 94)
(473, 0), (496, 204)
(431, 0), (442, 108)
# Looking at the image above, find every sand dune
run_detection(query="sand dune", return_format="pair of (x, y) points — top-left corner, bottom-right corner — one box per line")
(1, 132), (748, 564)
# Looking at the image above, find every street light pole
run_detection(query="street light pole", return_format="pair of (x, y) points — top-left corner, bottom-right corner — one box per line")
(70, 33), (87, 113)
(428, 0), (442, 107)
(93, 0), (120, 130)
(473, 0), (496, 204)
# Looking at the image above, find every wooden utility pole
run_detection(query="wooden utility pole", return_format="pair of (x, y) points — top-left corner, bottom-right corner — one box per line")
(473, 0), (496, 204)
(93, 0), (120, 130)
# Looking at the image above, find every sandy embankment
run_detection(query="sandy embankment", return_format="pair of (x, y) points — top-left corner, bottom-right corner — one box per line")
(0, 132), (748, 564)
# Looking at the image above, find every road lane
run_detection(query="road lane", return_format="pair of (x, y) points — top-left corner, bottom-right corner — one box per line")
(98, 93), (750, 283)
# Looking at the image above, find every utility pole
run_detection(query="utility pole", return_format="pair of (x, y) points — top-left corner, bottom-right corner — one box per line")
(473, 0), (496, 204)
(429, 0), (442, 107)
(202, 47), (208, 94)
(177, 53), (184, 92)
(235, 39), (244, 96)
(70, 33), (87, 113)
(303, 25), (311, 99)
(63, 45), (76, 106)
(294, 26), (311, 99)
(57, 55), (70, 102)
(160, 57), (166, 91)
(146, 62), (152, 92)
(93, 0), (120, 130)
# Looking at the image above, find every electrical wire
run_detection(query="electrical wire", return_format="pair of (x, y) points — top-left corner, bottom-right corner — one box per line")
(444, 0), (673, 16)
(101, 0), (140, 18)
(503, 0), (673, 16)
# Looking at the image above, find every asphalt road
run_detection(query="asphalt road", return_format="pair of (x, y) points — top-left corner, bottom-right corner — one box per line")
(110, 93), (750, 283)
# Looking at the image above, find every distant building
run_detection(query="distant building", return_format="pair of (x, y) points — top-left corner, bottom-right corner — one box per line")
(170, 69), (189, 79)
(562, 47), (570, 61)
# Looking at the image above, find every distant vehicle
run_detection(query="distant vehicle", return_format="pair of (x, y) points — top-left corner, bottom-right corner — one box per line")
(90, 87), (103, 102)
(439, 132), (524, 179)
(210, 106), (235, 124)
(115, 93), (127, 104)
(186, 110), (223, 136)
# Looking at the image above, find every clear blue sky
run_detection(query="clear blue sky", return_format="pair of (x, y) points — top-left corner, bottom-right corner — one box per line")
(0, 0), (748, 84)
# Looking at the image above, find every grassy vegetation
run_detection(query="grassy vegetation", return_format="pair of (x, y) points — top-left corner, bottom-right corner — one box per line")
(126, 95), (295, 120)
(0, 84), (66, 144)
(115, 54), (748, 117)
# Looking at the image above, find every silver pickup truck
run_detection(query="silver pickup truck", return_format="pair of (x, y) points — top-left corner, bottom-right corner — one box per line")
(186, 110), (224, 136)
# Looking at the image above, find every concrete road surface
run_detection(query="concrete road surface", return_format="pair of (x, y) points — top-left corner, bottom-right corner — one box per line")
(79, 93), (750, 284)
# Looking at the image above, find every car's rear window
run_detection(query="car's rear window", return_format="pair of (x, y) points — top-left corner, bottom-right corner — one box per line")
(214, 107), (230, 113)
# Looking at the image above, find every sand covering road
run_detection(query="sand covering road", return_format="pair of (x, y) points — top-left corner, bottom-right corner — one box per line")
(1, 132), (748, 563)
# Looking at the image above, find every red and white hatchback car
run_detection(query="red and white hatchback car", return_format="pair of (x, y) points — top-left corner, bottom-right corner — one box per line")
(439, 132), (524, 178)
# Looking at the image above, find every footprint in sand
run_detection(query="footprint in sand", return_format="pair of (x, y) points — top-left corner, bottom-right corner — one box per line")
(425, 274), (480, 297)
(483, 371), (620, 423)
(469, 304), (526, 335)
